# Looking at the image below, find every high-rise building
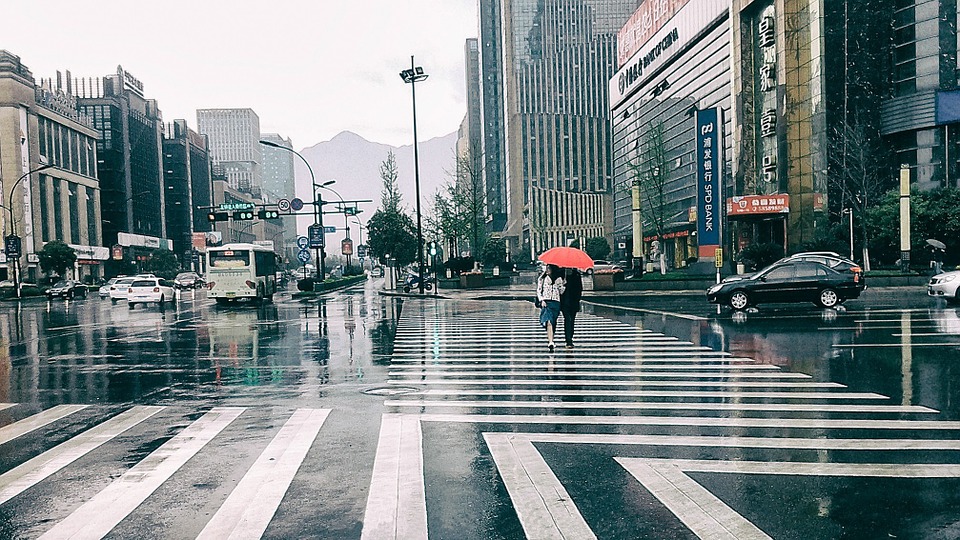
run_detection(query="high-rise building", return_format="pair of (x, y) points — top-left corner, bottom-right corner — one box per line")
(478, 0), (508, 235)
(196, 108), (262, 194)
(163, 119), (213, 265)
(481, 0), (641, 258)
(259, 133), (297, 262)
(0, 51), (106, 281)
(460, 39), (483, 182)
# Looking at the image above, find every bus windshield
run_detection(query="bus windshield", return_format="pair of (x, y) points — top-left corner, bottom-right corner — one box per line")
(210, 250), (250, 268)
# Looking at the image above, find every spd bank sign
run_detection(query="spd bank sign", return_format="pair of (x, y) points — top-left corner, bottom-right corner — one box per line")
(696, 107), (722, 256)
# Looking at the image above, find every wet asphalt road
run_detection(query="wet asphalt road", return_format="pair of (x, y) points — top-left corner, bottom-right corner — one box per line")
(0, 279), (957, 538)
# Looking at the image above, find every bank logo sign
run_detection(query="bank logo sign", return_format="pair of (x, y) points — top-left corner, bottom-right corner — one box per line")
(696, 107), (723, 254)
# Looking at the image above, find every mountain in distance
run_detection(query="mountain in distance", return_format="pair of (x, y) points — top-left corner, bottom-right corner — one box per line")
(292, 130), (458, 237)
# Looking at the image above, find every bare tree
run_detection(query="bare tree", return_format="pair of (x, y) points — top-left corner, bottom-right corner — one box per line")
(828, 114), (891, 271)
(434, 149), (487, 259)
(627, 122), (669, 273)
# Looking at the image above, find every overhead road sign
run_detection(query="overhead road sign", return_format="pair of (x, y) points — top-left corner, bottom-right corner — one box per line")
(324, 226), (336, 233)
(308, 225), (324, 248)
(219, 202), (255, 211)
(291, 198), (305, 211)
(277, 199), (291, 212)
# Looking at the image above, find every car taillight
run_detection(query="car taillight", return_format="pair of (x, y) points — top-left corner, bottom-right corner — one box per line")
(206, 282), (215, 289)
(153, 287), (160, 292)
(245, 280), (256, 289)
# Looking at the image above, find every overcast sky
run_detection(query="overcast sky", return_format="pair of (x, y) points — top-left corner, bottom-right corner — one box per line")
(5, 0), (477, 149)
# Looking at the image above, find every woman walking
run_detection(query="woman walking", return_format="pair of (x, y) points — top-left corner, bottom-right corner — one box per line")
(536, 264), (565, 352)
(560, 268), (583, 349)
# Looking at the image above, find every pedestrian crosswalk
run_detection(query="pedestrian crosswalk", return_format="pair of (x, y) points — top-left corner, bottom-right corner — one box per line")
(366, 299), (960, 540)
(0, 403), (330, 539)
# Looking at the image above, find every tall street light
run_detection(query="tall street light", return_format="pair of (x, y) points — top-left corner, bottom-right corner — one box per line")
(7, 163), (53, 298)
(400, 56), (428, 294)
(259, 139), (332, 280)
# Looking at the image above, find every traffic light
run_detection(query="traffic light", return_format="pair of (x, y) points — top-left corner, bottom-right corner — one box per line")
(232, 210), (255, 220)
(428, 241), (438, 256)
(257, 209), (280, 220)
(207, 211), (228, 222)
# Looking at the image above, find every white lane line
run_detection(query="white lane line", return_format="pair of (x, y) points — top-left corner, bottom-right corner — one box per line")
(584, 300), (708, 321)
(419, 414), (960, 431)
(197, 408), (331, 540)
(626, 458), (960, 477)
(407, 389), (877, 399)
(0, 405), (88, 446)
(391, 351), (733, 359)
(390, 356), (742, 364)
(0, 406), (164, 506)
(390, 363), (771, 371)
(361, 414), (427, 540)
(387, 380), (846, 392)
(393, 336), (679, 342)
(413, 383), (852, 394)
(388, 375), (814, 387)
(892, 333), (960, 337)
(39, 407), (244, 540)
(389, 368), (788, 378)
(832, 343), (960, 348)
(385, 400), (937, 414)
(491, 432), (960, 451)
(617, 459), (771, 540)
(484, 433), (597, 540)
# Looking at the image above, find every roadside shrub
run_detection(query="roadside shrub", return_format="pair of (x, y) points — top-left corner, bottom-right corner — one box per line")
(739, 242), (784, 271)
(20, 286), (42, 297)
(297, 278), (315, 292)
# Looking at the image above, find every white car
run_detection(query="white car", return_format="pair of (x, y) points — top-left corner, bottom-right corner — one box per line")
(99, 277), (122, 298)
(586, 260), (624, 275)
(127, 278), (176, 309)
(928, 270), (960, 302)
(109, 277), (137, 303)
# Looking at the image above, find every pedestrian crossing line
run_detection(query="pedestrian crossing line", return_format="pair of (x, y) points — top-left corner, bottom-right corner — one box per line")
(409, 389), (880, 399)
(0, 406), (165, 506)
(582, 300), (708, 321)
(389, 373), (813, 386)
(409, 380), (845, 390)
(389, 367), (787, 378)
(389, 355), (744, 363)
(197, 408), (331, 540)
(0, 405), (88, 446)
(393, 335), (679, 342)
(390, 363), (778, 372)
(38, 406), (245, 540)
(0, 403), (16, 413)
(385, 400), (937, 414)
(485, 428), (597, 540)
(392, 351), (734, 359)
(419, 414), (960, 431)
(392, 343), (713, 352)
(361, 414), (427, 540)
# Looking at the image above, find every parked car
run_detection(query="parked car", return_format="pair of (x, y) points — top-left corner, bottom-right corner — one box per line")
(707, 259), (865, 310)
(46, 280), (88, 299)
(928, 269), (960, 302)
(127, 278), (176, 309)
(98, 277), (123, 298)
(587, 260), (623, 275)
(173, 272), (204, 289)
(109, 277), (138, 304)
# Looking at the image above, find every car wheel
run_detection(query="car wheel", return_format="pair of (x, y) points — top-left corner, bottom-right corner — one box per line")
(729, 290), (750, 310)
(111, 298), (117, 304)
(818, 288), (840, 308)
(128, 302), (135, 310)
(403, 285), (411, 293)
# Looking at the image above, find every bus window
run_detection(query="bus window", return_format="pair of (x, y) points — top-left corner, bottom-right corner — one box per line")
(210, 250), (250, 268)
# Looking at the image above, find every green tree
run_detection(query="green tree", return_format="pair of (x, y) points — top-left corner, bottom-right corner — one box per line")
(866, 187), (960, 269)
(143, 249), (181, 279)
(429, 149), (488, 258)
(481, 238), (506, 266)
(584, 237), (611, 261)
(367, 152), (418, 271)
(627, 122), (669, 273)
(38, 241), (77, 278)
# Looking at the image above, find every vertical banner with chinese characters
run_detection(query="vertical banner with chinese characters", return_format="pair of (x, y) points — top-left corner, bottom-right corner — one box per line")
(696, 107), (723, 257)
(754, 3), (780, 193)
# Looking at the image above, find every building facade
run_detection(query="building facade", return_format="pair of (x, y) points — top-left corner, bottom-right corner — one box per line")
(485, 0), (640, 258)
(478, 0), (509, 234)
(259, 133), (297, 263)
(610, 0), (733, 270)
(197, 108), (262, 194)
(0, 52), (105, 282)
(163, 119), (213, 263)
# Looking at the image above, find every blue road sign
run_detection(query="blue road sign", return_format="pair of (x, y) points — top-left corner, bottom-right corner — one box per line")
(308, 224), (324, 248)
(297, 250), (311, 264)
(291, 198), (305, 211)
(296, 236), (309, 249)
(324, 226), (336, 234)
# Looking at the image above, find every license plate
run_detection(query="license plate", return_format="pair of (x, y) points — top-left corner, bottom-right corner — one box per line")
(226, 292), (235, 297)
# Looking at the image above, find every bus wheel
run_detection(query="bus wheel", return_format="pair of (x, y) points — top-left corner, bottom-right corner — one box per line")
(215, 298), (229, 306)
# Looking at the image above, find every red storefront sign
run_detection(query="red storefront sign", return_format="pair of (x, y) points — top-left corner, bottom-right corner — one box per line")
(726, 195), (790, 216)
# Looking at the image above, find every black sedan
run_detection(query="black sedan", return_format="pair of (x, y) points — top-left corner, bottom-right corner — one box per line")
(45, 280), (88, 299)
(707, 260), (865, 310)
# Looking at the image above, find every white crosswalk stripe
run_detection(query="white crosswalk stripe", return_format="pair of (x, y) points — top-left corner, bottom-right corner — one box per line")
(370, 300), (960, 539)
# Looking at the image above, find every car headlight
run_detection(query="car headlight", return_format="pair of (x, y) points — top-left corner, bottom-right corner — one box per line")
(942, 275), (957, 283)
(707, 284), (723, 295)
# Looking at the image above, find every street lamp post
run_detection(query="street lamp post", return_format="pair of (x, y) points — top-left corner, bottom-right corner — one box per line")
(7, 164), (53, 298)
(259, 140), (330, 280)
(319, 184), (352, 267)
(842, 208), (854, 261)
(400, 56), (429, 294)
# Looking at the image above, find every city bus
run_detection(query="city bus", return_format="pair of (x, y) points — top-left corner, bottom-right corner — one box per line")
(205, 243), (278, 304)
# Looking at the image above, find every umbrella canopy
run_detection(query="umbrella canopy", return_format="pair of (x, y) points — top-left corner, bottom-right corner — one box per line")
(538, 246), (594, 270)
(927, 239), (947, 250)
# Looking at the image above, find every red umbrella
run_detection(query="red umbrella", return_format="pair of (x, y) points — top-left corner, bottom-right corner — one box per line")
(538, 246), (594, 270)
